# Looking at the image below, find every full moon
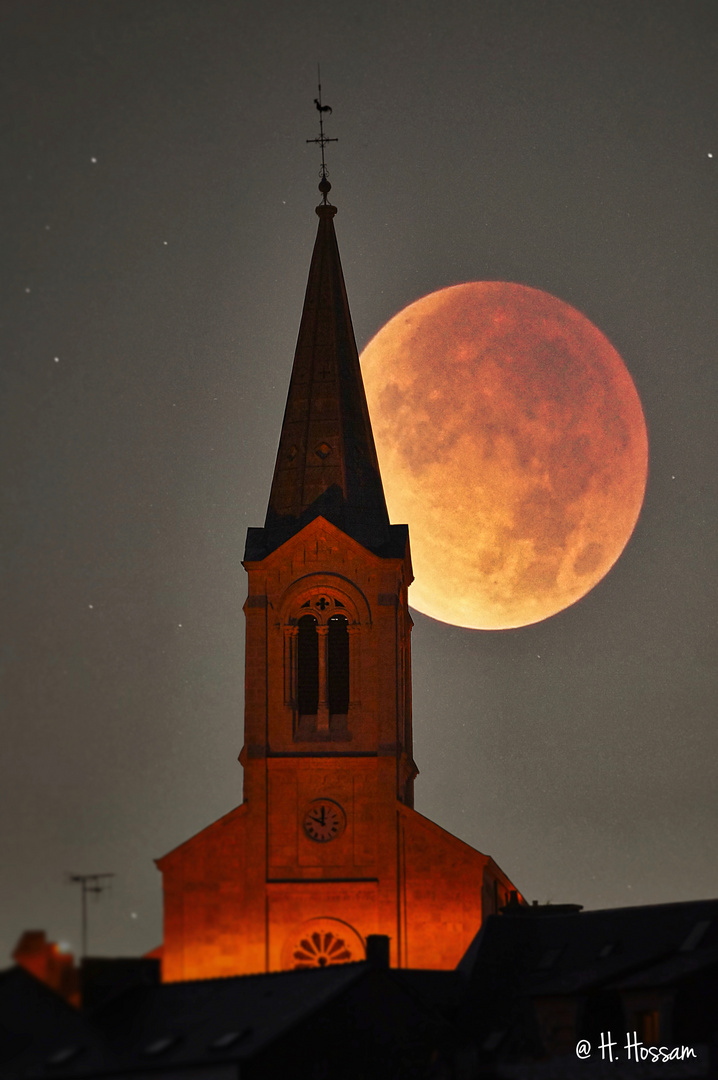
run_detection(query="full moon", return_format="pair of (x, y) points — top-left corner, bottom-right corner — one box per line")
(360, 283), (648, 630)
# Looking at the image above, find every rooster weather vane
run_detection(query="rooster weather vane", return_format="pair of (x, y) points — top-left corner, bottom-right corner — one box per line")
(306, 68), (337, 203)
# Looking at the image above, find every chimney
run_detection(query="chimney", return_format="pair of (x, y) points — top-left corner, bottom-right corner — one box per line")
(12, 930), (79, 1006)
(365, 935), (390, 968)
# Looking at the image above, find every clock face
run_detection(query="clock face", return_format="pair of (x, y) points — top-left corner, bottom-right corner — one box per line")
(302, 799), (346, 843)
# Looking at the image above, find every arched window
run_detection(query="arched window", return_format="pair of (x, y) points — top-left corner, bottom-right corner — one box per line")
(297, 615), (318, 715)
(327, 614), (349, 715)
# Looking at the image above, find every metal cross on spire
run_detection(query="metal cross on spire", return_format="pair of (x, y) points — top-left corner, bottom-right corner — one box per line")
(306, 67), (337, 203)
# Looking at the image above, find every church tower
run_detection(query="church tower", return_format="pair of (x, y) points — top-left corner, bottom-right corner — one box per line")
(156, 178), (520, 980)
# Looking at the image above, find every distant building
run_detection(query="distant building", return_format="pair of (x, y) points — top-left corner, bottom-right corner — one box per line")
(155, 183), (520, 979)
(11, 931), (79, 1006)
(2, 937), (466, 1079)
(458, 896), (718, 1076)
(3, 902), (717, 1077)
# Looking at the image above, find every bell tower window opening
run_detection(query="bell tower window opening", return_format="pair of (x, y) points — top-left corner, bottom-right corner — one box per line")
(327, 614), (349, 715)
(297, 615), (319, 715)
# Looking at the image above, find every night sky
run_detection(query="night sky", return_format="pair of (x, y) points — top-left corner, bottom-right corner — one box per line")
(2, 1), (717, 963)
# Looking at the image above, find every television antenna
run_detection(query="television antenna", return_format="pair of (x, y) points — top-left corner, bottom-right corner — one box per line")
(67, 872), (115, 959)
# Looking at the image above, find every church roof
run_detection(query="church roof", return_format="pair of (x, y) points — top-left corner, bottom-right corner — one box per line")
(259, 198), (392, 557)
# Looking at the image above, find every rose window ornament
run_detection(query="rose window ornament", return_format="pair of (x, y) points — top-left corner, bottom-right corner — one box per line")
(292, 930), (353, 969)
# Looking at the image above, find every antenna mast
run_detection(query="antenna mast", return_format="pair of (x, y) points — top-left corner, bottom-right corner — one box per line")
(68, 872), (115, 959)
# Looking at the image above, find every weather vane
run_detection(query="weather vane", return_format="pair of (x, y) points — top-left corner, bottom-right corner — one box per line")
(306, 66), (337, 203)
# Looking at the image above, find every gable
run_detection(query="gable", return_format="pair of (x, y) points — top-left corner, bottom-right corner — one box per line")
(245, 515), (409, 572)
(155, 802), (247, 873)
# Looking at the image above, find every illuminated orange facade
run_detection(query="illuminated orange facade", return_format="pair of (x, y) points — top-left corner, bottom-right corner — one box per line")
(157, 194), (520, 980)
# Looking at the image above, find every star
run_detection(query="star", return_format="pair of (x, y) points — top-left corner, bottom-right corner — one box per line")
(54, 357), (60, 363)
(90, 157), (97, 164)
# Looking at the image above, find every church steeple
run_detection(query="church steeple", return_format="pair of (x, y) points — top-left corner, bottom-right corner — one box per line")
(259, 194), (391, 555)
(157, 134), (522, 984)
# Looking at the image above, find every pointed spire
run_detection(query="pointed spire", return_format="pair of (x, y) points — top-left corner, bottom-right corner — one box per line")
(261, 198), (391, 554)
